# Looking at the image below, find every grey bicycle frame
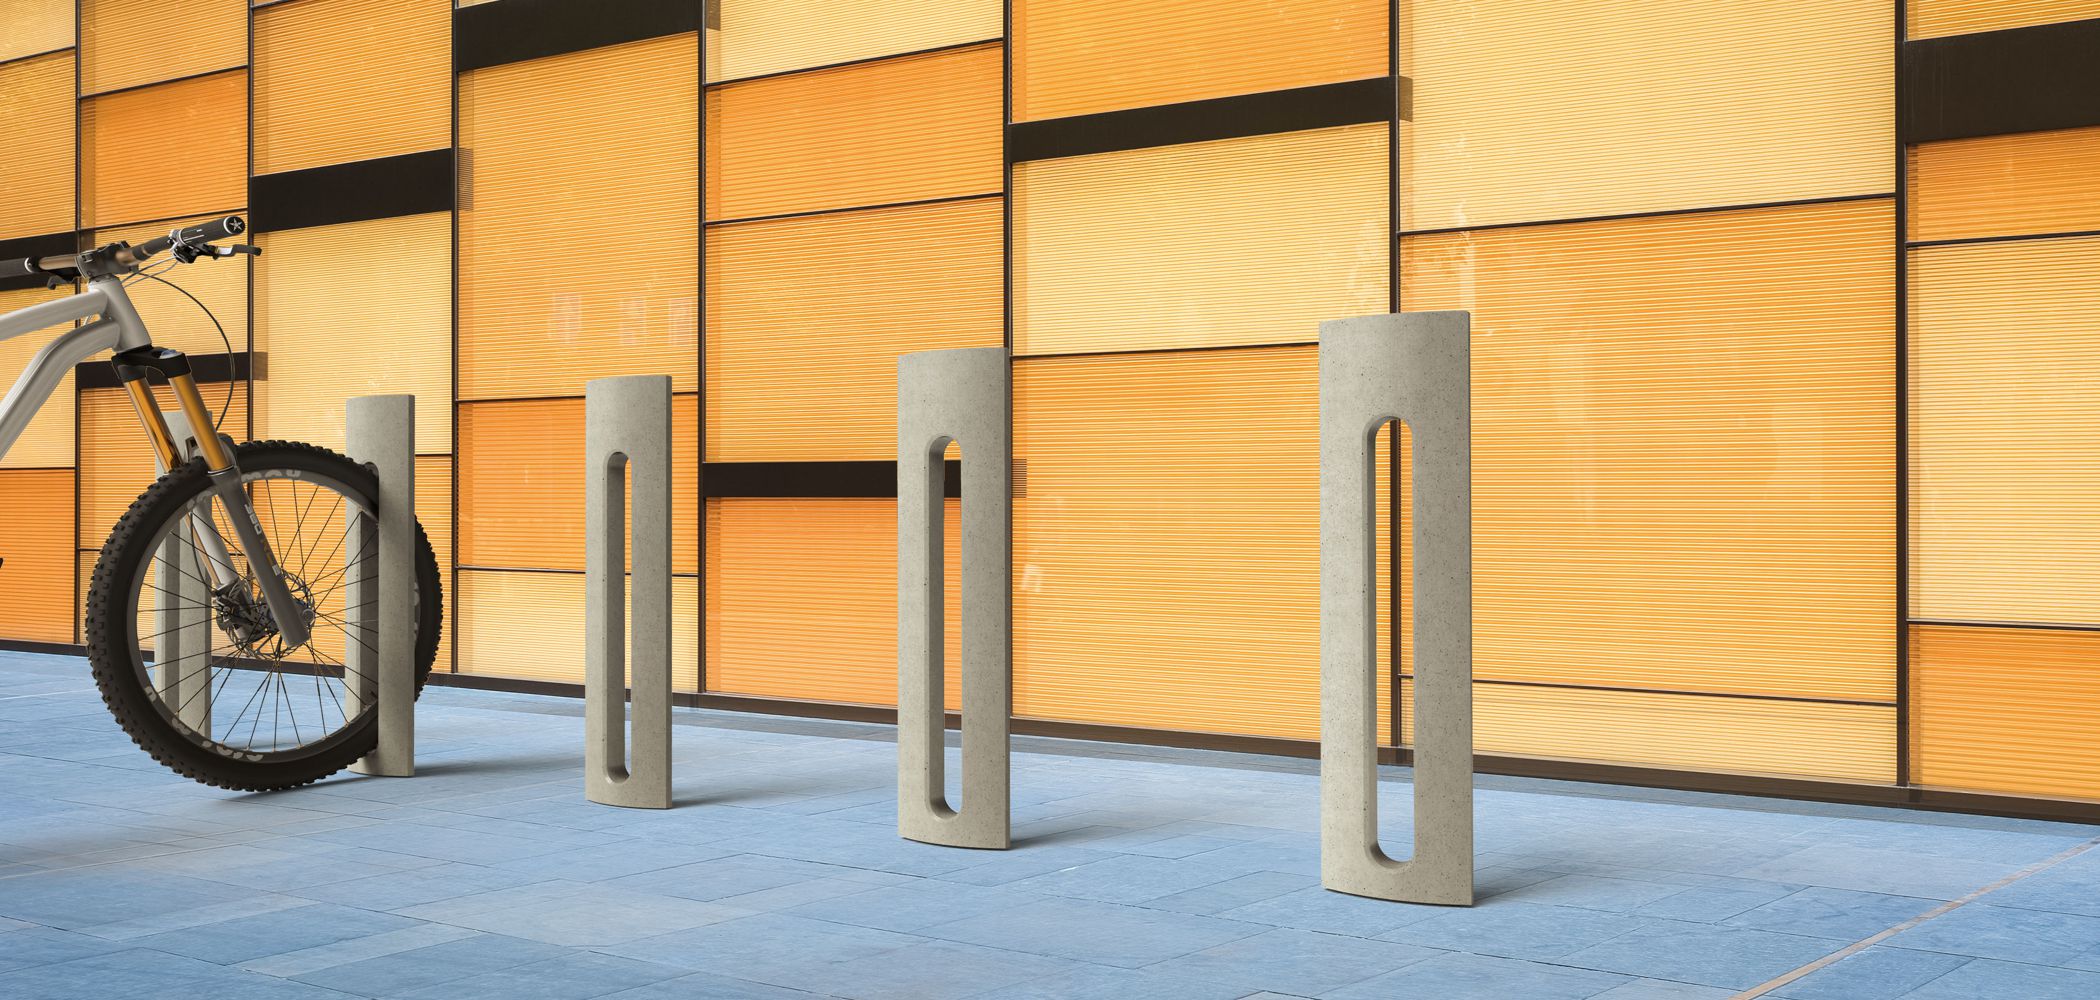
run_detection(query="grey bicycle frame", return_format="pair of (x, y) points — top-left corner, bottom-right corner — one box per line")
(0, 274), (312, 648)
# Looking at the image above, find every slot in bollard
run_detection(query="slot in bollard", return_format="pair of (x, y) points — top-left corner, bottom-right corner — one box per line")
(152, 409), (211, 736)
(1319, 311), (1475, 905)
(898, 347), (1012, 849)
(346, 395), (417, 777)
(584, 375), (673, 809)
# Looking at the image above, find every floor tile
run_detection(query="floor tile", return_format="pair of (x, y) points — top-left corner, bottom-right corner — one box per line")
(0, 926), (130, 974)
(765, 939), (1077, 1000)
(287, 932), (566, 994)
(0, 947), (361, 1000)
(919, 896), (1264, 968)
(1733, 845), (2023, 901)
(1322, 952), (1630, 1000)
(1144, 870), (1315, 915)
(1216, 885), (1444, 938)
(1379, 901), (1649, 960)
(1725, 887), (1939, 941)
(1555, 920), (1841, 990)
(125, 901), (426, 965)
(1767, 945), (1969, 1000)
(1009, 853), (1240, 904)
(396, 880), (748, 947)
(1897, 958), (2100, 1000)
(1148, 927), (1443, 995)
(1885, 902), (2100, 965)
(965, 964), (1252, 1000)
(391, 950), (687, 1000)
(602, 912), (928, 979)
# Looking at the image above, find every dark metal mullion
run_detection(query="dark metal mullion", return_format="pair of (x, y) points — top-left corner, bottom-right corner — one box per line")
(1390, 673), (1900, 710)
(1894, 0), (1913, 791)
(1907, 226), (2100, 250)
(696, 12), (707, 696)
(711, 36), (1003, 89)
(1398, 190), (1897, 240)
(78, 63), (244, 102)
(1911, 619), (2100, 634)
(705, 191), (1004, 231)
(449, 0), (462, 675)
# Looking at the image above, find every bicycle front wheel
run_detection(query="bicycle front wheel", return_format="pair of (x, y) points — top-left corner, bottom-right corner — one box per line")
(85, 440), (441, 791)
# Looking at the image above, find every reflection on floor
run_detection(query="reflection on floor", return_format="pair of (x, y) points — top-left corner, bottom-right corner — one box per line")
(2, 649), (2098, 1000)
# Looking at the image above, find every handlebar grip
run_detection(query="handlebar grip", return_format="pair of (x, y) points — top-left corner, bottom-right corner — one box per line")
(139, 215), (245, 257)
(0, 257), (36, 280)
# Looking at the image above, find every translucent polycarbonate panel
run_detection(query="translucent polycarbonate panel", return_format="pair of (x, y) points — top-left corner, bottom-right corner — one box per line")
(0, 287), (77, 469)
(456, 569), (698, 684)
(706, 43), (1001, 222)
(1013, 345), (1390, 742)
(415, 455), (454, 670)
(458, 33), (698, 400)
(0, 0), (74, 61)
(1909, 127), (2100, 244)
(1013, 123), (1388, 356)
(95, 214), (250, 356)
(1400, 198), (1897, 701)
(1401, 680), (1897, 783)
(1912, 626), (2100, 798)
(705, 197), (1003, 462)
(456, 396), (699, 574)
(705, 498), (961, 708)
(0, 52), (76, 237)
(82, 71), (247, 228)
(253, 0), (451, 174)
(707, 0), (1001, 83)
(1909, 0), (2100, 38)
(1399, 0), (1889, 231)
(77, 382), (248, 549)
(255, 213), (452, 452)
(1013, 0), (1387, 122)
(1910, 236), (2100, 625)
(80, 0), (245, 95)
(0, 469), (76, 643)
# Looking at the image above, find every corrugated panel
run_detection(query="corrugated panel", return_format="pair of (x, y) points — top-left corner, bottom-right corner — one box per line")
(706, 43), (1002, 222)
(457, 396), (699, 574)
(82, 71), (247, 229)
(1399, 0), (1889, 231)
(1909, 0), (2100, 38)
(1402, 680), (1897, 784)
(0, 0), (73, 61)
(1015, 346), (1342, 740)
(1911, 625), (2100, 798)
(707, 0), (1001, 83)
(253, 0), (451, 174)
(0, 287), (77, 469)
(1910, 236), (2100, 625)
(1013, 0), (1387, 122)
(255, 213), (452, 452)
(456, 568), (699, 685)
(1013, 124), (1388, 357)
(416, 455), (453, 670)
(80, 0), (245, 95)
(1400, 198), (1897, 701)
(705, 498), (962, 708)
(0, 52), (75, 237)
(0, 469), (76, 643)
(705, 197), (1003, 462)
(1909, 126), (2100, 244)
(96, 215), (250, 356)
(78, 381), (248, 551)
(458, 34), (698, 400)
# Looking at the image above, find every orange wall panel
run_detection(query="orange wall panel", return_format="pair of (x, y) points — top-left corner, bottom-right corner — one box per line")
(95, 215), (251, 357)
(457, 396), (698, 574)
(0, 287), (77, 470)
(707, 0), (1001, 83)
(1909, 126), (2100, 244)
(1401, 198), (1897, 702)
(77, 382), (249, 555)
(706, 44), (1002, 222)
(0, 52), (76, 237)
(0, 469), (77, 643)
(705, 498), (961, 708)
(456, 568), (698, 685)
(1909, 0), (2100, 38)
(1013, 0), (1387, 121)
(1911, 626), (2100, 798)
(705, 197), (1003, 462)
(253, 0), (452, 174)
(82, 71), (248, 229)
(81, 0), (244, 94)
(0, 0), (73, 61)
(458, 34), (698, 400)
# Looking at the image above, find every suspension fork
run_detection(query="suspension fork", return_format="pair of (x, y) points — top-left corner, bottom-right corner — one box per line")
(115, 348), (312, 649)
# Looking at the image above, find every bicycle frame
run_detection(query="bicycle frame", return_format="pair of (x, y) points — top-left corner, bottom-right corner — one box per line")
(0, 274), (312, 648)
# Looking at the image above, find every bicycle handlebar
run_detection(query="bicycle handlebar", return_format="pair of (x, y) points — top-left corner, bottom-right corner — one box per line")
(0, 215), (248, 282)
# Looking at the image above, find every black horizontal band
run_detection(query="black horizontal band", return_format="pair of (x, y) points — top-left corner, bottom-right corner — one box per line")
(0, 230), (80, 292)
(456, 0), (701, 73)
(250, 149), (455, 233)
(1902, 18), (2100, 143)
(704, 460), (962, 499)
(1009, 76), (1400, 163)
(77, 350), (250, 389)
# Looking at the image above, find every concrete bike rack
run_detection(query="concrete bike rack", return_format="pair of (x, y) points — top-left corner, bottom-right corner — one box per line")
(897, 347), (1012, 849)
(1319, 311), (1475, 906)
(151, 409), (210, 736)
(346, 395), (417, 777)
(584, 375), (673, 809)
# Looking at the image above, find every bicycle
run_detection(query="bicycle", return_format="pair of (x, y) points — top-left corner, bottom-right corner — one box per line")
(0, 215), (442, 791)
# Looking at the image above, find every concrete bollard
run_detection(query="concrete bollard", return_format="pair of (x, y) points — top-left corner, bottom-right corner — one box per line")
(898, 347), (1012, 849)
(152, 409), (211, 737)
(1319, 311), (1475, 905)
(584, 375), (673, 809)
(346, 395), (417, 777)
